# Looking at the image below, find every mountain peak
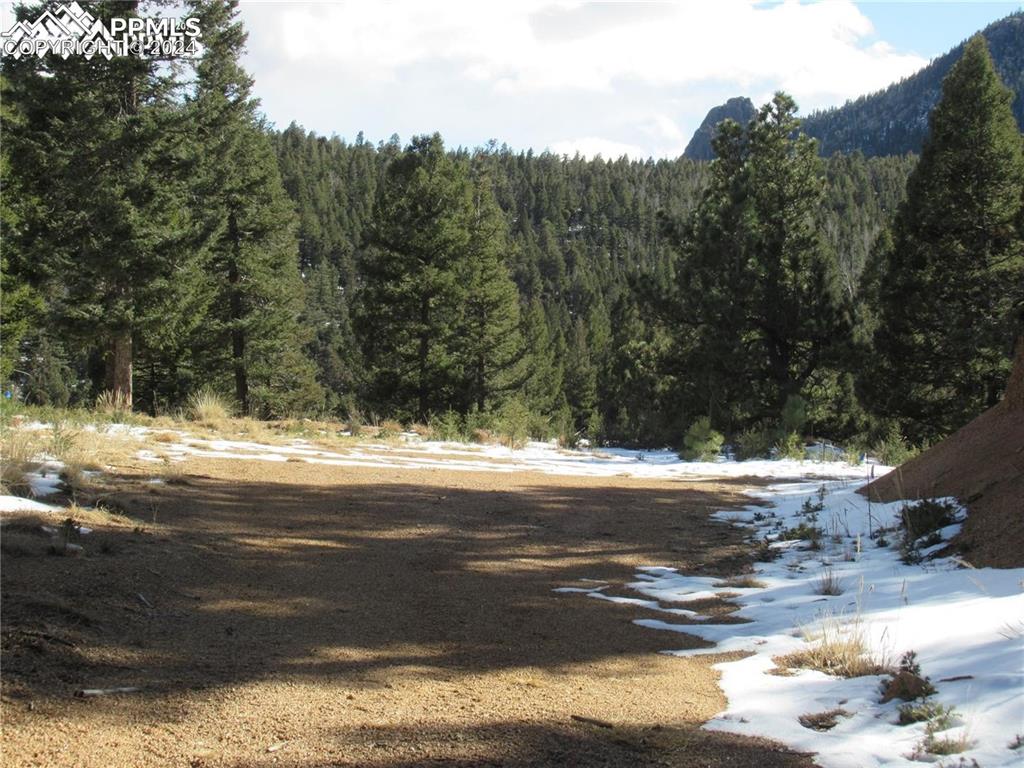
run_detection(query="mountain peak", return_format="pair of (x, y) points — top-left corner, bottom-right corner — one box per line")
(682, 97), (755, 161)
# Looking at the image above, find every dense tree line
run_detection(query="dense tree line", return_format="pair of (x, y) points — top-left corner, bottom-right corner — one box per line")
(3, 2), (1019, 455)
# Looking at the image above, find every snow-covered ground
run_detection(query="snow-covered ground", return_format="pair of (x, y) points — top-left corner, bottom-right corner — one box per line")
(160, 434), (878, 481)
(564, 480), (1024, 768)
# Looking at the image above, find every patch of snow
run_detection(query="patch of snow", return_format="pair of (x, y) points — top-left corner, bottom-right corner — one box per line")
(0, 495), (62, 513)
(613, 480), (1024, 768)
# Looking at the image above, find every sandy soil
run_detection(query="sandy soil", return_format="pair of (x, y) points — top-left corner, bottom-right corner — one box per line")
(2, 458), (815, 767)
(862, 339), (1024, 568)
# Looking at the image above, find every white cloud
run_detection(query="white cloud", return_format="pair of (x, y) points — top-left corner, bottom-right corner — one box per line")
(237, 0), (931, 157)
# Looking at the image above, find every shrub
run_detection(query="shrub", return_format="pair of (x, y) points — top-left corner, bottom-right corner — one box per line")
(187, 389), (232, 423)
(779, 521), (823, 549)
(0, 428), (44, 493)
(781, 394), (808, 435)
(775, 431), (805, 460)
(376, 419), (405, 439)
(679, 416), (724, 461)
(871, 423), (918, 467)
(346, 408), (364, 437)
(496, 399), (532, 449)
(429, 409), (464, 442)
(898, 699), (955, 727)
(880, 664), (936, 703)
(901, 499), (957, 540)
(736, 420), (778, 460)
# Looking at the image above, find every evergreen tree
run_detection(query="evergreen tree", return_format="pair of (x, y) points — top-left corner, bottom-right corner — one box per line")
(188, 0), (324, 416)
(356, 134), (473, 420)
(3, 0), (199, 408)
(457, 169), (525, 412)
(672, 94), (846, 432)
(868, 35), (1024, 441)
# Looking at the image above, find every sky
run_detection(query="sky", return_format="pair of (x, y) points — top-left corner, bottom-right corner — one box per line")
(5, 1), (1019, 159)
(234, 0), (1022, 159)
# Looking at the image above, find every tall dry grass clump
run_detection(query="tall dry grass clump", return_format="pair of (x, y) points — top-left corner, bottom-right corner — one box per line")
(0, 428), (45, 493)
(776, 612), (888, 678)
(94, 390), (132, 418)
(187, 389), (232, 425)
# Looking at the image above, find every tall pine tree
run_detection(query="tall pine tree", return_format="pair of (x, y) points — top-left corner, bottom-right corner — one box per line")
(188, 0), (323, 416)
(868, 35), (1024, 442)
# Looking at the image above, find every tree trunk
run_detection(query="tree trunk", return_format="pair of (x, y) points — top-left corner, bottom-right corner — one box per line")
(227, 213), (249, 414)
(104, 332), (133, 408)
(417, 297), (430, 420)
(1006, 335), (1024, 411)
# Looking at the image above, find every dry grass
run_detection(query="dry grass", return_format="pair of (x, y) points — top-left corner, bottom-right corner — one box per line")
(0, 428), (45, 493)
(187, 389), (233, 425)
(775, 613), (888, 678)
(94, 390), (132, 417)
(798, 708), (851, 731)
(813, 568), (844, 596)
(713, 575), (766, 589)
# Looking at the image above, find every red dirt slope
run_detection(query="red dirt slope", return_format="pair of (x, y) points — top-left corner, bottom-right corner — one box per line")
(861, 338), (1024, 568)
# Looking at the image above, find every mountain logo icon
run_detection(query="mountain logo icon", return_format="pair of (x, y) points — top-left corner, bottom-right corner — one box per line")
(1, 2), (118, 60)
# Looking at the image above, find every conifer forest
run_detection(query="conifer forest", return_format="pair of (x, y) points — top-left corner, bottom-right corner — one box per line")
(3, 2), (1022, 455)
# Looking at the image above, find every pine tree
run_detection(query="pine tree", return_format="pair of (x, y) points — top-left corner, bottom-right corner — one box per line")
(672, 93), (846, 432)
(3, 0), (200, 408)
(188, 0), (324, 416)
(356, 134), (473, 420)
(869, 35), (1024, 442)
(457, 168), (525, 412)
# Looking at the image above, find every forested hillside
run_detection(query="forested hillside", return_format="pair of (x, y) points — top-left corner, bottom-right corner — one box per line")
(2, 1), (1020, 455)
(684, 13), (1023, 159)
(802, 12), (1023, 156)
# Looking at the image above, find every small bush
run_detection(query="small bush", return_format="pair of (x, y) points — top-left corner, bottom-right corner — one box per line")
(346, 408), (364, 437)
(496, 399), (532, 449)
(779, 521), (823, 549)
(735, 421), (778, 460)
(910, 725), (974, 759)
(775, 431), (805, 460)
(409, 422), (433, 440)
(880, 654), (937, 703)
(871, 423), (917, 467)
(376, 419), (405, 439)
(901, 499), (957, 540)
(429, 410), (464, 442)
(187, 389), (232, 423)
(780, 394), (808, 435)
(898, 699), (955, 727)
(679, 416), (724, 461)
(0, 428), (44, 493)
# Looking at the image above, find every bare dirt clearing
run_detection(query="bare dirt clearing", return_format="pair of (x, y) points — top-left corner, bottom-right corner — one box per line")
(2, 458), (814, 767)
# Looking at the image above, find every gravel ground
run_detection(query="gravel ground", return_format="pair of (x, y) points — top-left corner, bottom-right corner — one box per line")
(2, 457), (816, 767)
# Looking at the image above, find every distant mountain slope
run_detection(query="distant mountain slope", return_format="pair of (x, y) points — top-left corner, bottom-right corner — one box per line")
(803, 12), (1023, 156)
(684, 12), (1023, 160)
(682, 96), (755, 160)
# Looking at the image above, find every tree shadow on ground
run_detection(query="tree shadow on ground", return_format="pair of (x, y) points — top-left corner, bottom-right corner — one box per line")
(1, 466), (812, 766)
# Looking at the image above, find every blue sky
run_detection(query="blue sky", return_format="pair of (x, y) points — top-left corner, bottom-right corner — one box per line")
(234, 0), (1021, 159)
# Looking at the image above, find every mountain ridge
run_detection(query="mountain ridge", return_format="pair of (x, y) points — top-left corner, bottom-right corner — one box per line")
(683, 12), (1024, 159)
